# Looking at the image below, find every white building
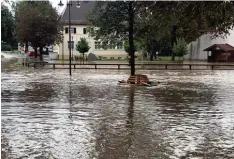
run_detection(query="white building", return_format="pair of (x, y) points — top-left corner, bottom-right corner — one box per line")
(185, 29), (234, 60)
(55, 1), (128, 60)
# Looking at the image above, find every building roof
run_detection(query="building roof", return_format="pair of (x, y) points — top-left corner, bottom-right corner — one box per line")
(60, 1), (95, 25)
(203, 43), (234, 52)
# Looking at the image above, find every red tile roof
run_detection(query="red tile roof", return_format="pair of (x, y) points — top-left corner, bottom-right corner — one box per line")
(203, 43), (234, 52)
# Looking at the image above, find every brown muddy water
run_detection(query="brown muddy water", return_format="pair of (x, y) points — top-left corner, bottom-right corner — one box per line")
(1, 68), (234, 159)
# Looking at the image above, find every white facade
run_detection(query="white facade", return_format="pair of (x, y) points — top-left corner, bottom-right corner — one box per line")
(185, 29), (234, 60)
(57, 25), (129, 60)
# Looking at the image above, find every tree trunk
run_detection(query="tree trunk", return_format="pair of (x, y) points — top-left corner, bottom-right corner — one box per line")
(25, 42), (28, 53)
(46, 48), (49, 55)
(150, 52), (153, 61)
(171, 25), (177, 61)
(83, 53), (84, 64)
(34, 47), (37, 59)
(39, 47), (43, 61)
(11, 44), (13, 52)
(129, 2), (135, 76)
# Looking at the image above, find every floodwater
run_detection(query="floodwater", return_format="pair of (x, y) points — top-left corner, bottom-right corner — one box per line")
(1, 67), (234, 159)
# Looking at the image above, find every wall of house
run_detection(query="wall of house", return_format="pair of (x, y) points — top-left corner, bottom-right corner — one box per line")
(184, 29), (234, 60)
(57, 24), (128, 59)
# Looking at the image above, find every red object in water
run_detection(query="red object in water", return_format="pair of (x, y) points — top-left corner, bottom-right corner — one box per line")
(27, 51), (40, 56)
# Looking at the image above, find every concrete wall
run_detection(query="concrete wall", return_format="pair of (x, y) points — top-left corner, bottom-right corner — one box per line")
(185, 29), (234, 60)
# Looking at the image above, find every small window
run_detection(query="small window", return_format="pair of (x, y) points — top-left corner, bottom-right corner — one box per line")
(117, 43), (123, 49)
(74, 28), (76, 34)
(95, 42), (101, 49)
(118, 57), (121, 60)
(83, 28), (87, 34)
(110, 57), (114, 60)
(65, 27), (68, 34)
(109, 42), (116, 49)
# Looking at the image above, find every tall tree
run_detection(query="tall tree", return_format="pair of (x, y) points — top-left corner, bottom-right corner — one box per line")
(15, 1), (63, 60)
(1, 3), (17, 51)
(147, 1), (234, 60)
(88, 1), (234, 63)
(87, 1), (145, 76)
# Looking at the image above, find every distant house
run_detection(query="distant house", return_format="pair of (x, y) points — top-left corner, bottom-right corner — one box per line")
(184, 30), (234, 60)
(55, 1), (130, 60)
(203, 43), (234, 62)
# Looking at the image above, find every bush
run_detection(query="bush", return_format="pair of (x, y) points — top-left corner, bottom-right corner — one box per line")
(172, 38), (188, 61)
(1, 43), (12, 51)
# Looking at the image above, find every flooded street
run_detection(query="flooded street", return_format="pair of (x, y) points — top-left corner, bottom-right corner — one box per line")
(1, 68), (234, 159)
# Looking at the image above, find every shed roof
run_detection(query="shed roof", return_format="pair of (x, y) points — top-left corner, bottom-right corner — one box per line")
(60, 1), (95, 25)
(203, 43), (234, 52)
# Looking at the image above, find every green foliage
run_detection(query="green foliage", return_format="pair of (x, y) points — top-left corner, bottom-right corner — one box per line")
(124, 39), (146, 53)
(88, 1), (234, 46)
(1, 43), (12, 51)
(124, 41), (137, 55)
(87, 1), (234, 63)
(172, 38), (188, 59)
(75, 38), (90, 54)
(147, 1), (234, 43)
(87, 2), (132, 43)
(15, 1), (63, 49)
(1, 3), (17, 50)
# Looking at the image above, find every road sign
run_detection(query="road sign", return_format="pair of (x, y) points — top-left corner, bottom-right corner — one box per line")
(68, 41), (74, 49)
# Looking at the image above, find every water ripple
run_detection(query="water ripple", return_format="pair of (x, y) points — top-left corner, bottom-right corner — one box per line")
(1, 69), (234, 159)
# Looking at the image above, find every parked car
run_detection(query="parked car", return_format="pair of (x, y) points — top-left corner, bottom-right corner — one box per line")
(27, 50), (40, 56)
(27, 50), (49, 56)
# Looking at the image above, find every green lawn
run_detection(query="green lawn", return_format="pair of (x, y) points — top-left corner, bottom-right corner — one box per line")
(11, 50), (20, 54)
(158, 56), (181, 61)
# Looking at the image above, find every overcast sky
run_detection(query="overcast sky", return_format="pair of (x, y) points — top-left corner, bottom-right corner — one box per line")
(50, 0), (66, 14)
(3, 0), (66, 14)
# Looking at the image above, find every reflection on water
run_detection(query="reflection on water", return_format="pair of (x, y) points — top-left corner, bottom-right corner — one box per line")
(1, 69), (234, 159)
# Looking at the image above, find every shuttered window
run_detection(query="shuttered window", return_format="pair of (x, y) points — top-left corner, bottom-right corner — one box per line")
(65, 27), (68, 34)
(65, 27), (76, 34)
(83, 28), (87, 34)
(74, 28), (76, 34)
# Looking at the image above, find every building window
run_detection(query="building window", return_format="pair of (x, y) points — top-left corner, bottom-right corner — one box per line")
(95, 42), (101, 49)
(109, 42), (116, 49)
(117, 43), (123, 49)
(65, 27), (76, 34)
(83, 28), (87, 34)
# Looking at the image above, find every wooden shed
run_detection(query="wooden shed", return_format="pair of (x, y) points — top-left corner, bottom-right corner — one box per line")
(203, 43), (234, 62)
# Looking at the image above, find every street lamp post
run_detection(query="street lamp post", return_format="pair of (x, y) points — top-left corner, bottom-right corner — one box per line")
(58, 0), (80, 76)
